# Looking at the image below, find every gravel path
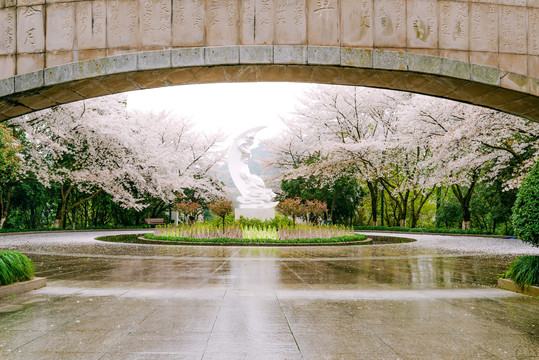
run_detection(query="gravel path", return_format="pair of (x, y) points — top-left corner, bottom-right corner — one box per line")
(360, 231), (539, 256)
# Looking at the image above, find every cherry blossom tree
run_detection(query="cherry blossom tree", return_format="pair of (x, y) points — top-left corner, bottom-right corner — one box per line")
(401, 96), (539, 229)
(266, 85), (431, 227)
(11, 95), (225, 228)
(266, 85), (539, 229)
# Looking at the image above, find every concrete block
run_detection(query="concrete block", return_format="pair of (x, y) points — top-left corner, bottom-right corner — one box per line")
(529, 77), (539, 97)
(498, 278), (539, 297)
(0, 278), (46, 299)
(100, 74), (139, 93)
(407, 53), (441, 74)
(441, 58), (471, 80)
(274, 45), (307, 64)
(501, 72), (529, 92)
(341, 48), (372, 68)
(73, 58), (107, 80)
(41, 86), (83, 103)
(204, 46), (239, 66)
(0, 103), (30, 118)
(308, 46), (341, 65)
(44, 63), (74, 86)
(14, 70), (43, 92)
(471, 64), (501, 85)
(105, 54), (137, 75)
(17, 93), (57, 110)
(68, 79), (112, 99)
(138, 50), (171, 71)
(239, 46), (273, 64)
(0, 77), (14, 97)
(171, 48), (204, 67)
(373, 50), (407, 71)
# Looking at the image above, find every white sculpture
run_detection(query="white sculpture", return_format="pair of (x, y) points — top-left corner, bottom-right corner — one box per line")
(228, 126), (278, 210)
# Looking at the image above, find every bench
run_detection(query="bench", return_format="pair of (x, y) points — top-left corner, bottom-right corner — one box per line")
(144, 218), (165, 227)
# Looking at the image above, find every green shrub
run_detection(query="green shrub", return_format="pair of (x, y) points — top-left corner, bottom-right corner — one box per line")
(236, 215), (294, 229)
(503, 256), (539, 287)
(0, 251), (35, 286)
(512, 161), (539, 247)
(353, 225), (493, 235)
(144, 233), (366, 244)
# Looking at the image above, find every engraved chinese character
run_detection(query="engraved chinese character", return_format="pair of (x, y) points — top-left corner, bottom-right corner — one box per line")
(276, 2), (286, 24)
(25, 28), (35, 45)
(314, 0), (335, 14)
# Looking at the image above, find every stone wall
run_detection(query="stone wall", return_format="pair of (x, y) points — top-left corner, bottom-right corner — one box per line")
(0, 1), (537, 80)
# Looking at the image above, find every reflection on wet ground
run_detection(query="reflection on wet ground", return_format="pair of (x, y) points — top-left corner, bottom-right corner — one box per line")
(0, 231), (538, 359)
(29, 252), (514, 290)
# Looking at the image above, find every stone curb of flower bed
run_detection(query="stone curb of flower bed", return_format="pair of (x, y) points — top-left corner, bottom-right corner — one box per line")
(0, 278), (47, 299)
(138, 236), (373, 246)
(498, 278), (539, 297)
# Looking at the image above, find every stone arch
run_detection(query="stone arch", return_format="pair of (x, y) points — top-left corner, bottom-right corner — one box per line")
(0, 1), (538, 121)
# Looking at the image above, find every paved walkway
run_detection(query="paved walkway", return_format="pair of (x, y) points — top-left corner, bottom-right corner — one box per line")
(0, 231), (538, 359)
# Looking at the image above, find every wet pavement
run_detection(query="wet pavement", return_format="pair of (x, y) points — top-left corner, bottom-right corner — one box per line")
(0, 231), (538, 359)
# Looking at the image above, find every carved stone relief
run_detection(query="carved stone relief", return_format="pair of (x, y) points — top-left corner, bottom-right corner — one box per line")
(373, 0), (406, 47)
(17, 5), (45, 53)
(439, 1), (469, 50)
(407, 0), (437, 48)
(341, 0), (373, 47)
(274, 0), (306, 45)
(172, 0), (205, 46)
(206, 0), (239, 46)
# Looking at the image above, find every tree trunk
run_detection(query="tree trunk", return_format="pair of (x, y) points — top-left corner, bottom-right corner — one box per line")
(330, 193), (336, 223)
(0, 183), (14, 230)
(436, 187), (442, 211)
(410, 199), (417, 228)
(366, 182), (378, 226)
(452, 177), (477, 232)
(411, 189), (435, 229)
(397, 191), (409, 228)
(54, 184), (73, 228)
(54, 185), (102, 229)
(411, 213), (419, 228)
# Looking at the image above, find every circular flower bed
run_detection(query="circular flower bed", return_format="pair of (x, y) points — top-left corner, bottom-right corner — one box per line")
(96, 233), (416, 247)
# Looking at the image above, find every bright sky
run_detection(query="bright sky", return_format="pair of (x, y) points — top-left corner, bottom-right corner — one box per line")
(127, 82), (314, 143)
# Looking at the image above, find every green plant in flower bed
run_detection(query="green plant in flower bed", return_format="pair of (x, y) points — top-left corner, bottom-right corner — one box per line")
(144, 233), (365, 244)
(501, 256), (539, 287)
(206, 215), (295, 229)
(156, 223), (243, 239)
(0, 251), (35, 286)
(155, 223), (355, 241)
(243, 226), (279, 240)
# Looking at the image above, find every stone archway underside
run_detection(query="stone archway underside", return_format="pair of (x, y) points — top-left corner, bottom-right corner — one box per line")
(0, 0), (538, 121)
